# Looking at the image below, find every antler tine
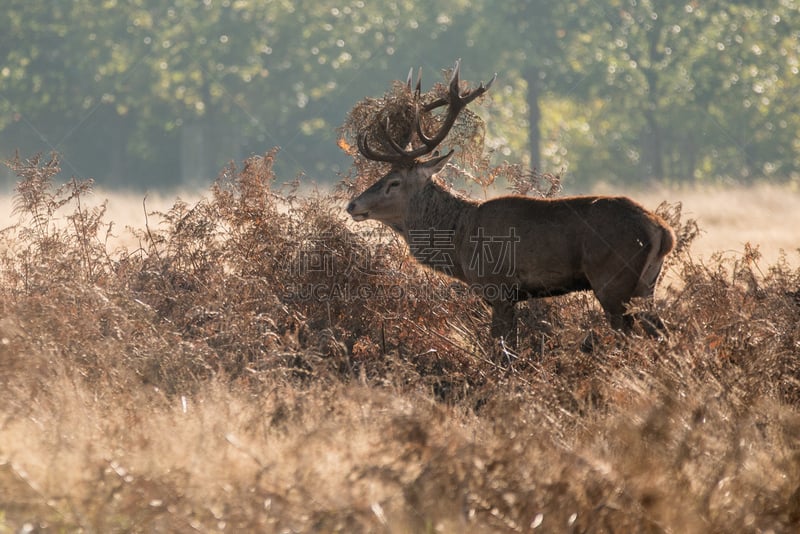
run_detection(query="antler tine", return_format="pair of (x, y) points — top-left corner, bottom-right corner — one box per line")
(404, 66), (423, 97)
(459, 72), (497, 105)
(357, 114), (425, 163)
(449, 58), (496, 106)
(381, 116), (414, 155)
(356, 60), (495, 164)
(355, 67), (420, 164)
(449, 58), (461, 94)
(413, 60), (495, 152)
(357, 129), (406, 163)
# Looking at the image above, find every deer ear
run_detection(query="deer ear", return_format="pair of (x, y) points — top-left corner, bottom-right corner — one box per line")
(419, 149), (454, 179)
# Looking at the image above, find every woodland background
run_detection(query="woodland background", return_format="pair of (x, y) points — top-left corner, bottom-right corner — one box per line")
(2, 1), (799, 190)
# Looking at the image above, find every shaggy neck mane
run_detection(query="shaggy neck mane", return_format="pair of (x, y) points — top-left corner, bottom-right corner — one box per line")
(399, 180), (477, 277)
(403, 179), (477, 236)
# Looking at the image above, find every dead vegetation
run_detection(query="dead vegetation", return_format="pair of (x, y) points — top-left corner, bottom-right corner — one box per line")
(0, 146), (799, 533)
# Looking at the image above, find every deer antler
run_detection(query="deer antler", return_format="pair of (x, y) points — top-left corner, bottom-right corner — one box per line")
(357, 60), (496, 164)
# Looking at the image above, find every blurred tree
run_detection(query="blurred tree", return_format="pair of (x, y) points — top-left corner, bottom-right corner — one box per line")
(695, 3), (800, 181)
(565, 0), (800, 183)
(468, 1), (598, 172)
(1, 0), (798, 189)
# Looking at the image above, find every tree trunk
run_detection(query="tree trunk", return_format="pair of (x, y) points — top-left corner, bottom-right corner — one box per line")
(523, 67), (542, 171)
(643, 107), (664, 181)
(180, 119), (207, 185)
(181, 78), (216, 185)
(108, 109), (129, 186)
(642, 65), (664, 181)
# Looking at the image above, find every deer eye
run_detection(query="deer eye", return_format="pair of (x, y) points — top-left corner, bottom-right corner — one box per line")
(386, 180), (400, 193)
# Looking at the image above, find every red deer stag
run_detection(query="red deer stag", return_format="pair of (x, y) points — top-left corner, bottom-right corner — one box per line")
(346, 60), (675, 344)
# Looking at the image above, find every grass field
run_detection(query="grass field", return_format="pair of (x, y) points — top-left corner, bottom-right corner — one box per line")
(1, 153), (799, 533)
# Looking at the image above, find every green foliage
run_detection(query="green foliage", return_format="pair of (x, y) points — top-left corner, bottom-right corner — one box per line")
(566, 1), (800, 184)
(1, 1), (799, 188)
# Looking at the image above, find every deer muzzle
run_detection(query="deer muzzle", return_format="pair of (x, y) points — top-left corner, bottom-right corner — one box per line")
(346, 200), (368, 221)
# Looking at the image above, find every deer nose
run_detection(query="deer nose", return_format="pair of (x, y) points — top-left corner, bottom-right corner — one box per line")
(346, 201), (356, 213)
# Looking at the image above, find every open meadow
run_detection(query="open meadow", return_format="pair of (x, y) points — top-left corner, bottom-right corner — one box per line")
(1, 153), (800, 533)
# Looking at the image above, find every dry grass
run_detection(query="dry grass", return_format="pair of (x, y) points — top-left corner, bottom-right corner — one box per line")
(1, 151), (800, 533)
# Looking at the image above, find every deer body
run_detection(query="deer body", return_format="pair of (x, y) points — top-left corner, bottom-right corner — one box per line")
(347, 61), (674, 341)
(351, 166), (674, 339)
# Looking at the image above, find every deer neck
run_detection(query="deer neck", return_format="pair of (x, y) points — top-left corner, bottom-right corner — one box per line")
(400, 180), (477, 276)
(403, 180), (475, 234)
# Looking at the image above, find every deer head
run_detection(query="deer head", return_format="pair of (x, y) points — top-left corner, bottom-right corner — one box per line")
(346, 60), (496, 229)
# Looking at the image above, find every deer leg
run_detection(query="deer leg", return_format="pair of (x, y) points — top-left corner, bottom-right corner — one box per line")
(589, 250), (656, 334)
(595, 281), (666, 337)
(490, 300), (516, 345)
(632, 257), (668, 337)
(591, 284), (635, 333)
(604, 303), (634, 332)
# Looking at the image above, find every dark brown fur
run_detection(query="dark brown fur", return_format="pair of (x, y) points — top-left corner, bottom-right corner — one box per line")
(348, 158), (675, 341)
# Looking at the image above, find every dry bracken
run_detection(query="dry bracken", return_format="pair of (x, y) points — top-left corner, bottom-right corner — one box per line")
(1, 139), (799, 531)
